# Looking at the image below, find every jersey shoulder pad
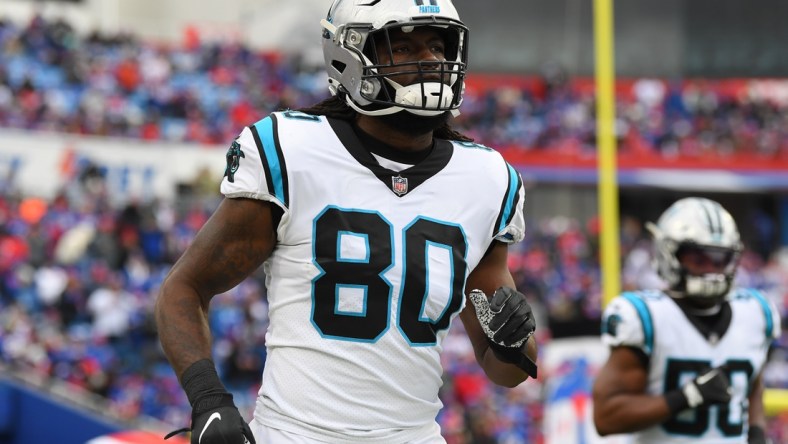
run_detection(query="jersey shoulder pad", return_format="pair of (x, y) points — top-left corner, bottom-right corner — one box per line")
(730, 288), (782, 341)
(601, 292), (656, 354)
(494, 161), (525, 244)
(220, 115), (291, 210)
(450, 141), (525, 244)
(452, 140), (497, 153)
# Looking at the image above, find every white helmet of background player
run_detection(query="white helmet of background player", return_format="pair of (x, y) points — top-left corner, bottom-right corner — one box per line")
(321, 0), (469, 117)
(646, 197), (743, 301)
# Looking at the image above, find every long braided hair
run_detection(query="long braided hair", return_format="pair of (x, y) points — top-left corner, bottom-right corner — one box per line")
(297, 95), (474, 142)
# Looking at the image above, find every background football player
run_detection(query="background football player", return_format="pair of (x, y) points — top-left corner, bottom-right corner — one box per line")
(592, 197), (781, 444)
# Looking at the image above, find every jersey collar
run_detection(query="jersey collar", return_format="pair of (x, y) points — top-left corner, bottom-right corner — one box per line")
(328, 117), (454, 198)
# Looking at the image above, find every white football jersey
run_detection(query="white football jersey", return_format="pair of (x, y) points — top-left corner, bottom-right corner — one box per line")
(601, 289), (781, 444)
(220, 111), (526, 442)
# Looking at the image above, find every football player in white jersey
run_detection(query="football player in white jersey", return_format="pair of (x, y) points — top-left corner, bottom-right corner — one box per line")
(592, 197), (781, 444)
(155, 1), (538, 443)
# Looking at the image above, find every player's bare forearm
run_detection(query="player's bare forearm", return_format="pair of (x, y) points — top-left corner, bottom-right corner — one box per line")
(462, 241), (535, 386)
(592, 346), (672, 435)
(748, 372), (767, 429)
(155, 280), (214, 379)
(155, 198), (276, 379)
(592, 389), (673, 434)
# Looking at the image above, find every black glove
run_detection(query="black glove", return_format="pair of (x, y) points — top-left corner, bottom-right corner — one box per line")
(188, 402), (255, 444)
(165, 359), (256, 444)
(665, 365), (731, 413)
(748, 425), (769, 444)
(469, 287), (537, 378)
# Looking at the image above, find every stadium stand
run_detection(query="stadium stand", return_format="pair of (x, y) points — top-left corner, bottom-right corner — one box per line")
(1, 16), (787, 159)
(0, 13), (787, 444)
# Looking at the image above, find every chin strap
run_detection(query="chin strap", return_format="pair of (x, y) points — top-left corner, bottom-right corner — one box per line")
(683, 273), (730, 298)
(388, 79), (455, 113)
(345, 96), (402, 116)
(346, 97), (462, 118)
(346, 80), (460, 117)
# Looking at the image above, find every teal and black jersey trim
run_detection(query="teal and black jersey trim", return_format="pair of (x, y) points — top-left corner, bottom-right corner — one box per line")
(622, 292), (654, 354)
(747, 288), (776, 341)
(249, 115), (290, 208)
(493, 163), (522, 237)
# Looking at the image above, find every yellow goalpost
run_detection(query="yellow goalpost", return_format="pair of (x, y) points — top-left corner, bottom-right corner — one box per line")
(594, 0), (620, 308)
(592, 0), (787, 417)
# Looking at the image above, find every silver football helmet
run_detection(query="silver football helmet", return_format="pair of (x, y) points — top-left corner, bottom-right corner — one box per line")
(646, 197), (743, 300)
(321, 0), (469, 117)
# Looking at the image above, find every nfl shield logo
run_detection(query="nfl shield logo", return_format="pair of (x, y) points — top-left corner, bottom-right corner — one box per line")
(392, 175), (409, 196)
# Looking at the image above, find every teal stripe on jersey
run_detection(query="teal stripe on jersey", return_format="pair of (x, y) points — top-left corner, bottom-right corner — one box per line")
(498, 164), (519, 233)
(622, 292), (654, 354)
(253, 117), (285, 204)
(749, 289), (775, 340)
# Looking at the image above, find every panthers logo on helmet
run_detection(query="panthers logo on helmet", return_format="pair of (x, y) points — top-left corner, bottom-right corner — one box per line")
(415, 0), (440, 13)
(224, 140), (245, 183)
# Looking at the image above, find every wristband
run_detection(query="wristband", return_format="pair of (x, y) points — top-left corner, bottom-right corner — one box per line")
(181, 359), (233, 415)
(489, 341), (538, 378)
(664, 389), (689, 414)
(748, 425), (767, 444)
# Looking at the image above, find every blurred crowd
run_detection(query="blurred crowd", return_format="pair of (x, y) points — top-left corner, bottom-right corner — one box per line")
(1, 163), (787, 442)
(1, 13), (788, 444)
(1, 15), (788, 159)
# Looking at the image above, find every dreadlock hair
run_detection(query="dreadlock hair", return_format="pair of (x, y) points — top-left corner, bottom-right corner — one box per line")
(296, 95), (474, 142)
